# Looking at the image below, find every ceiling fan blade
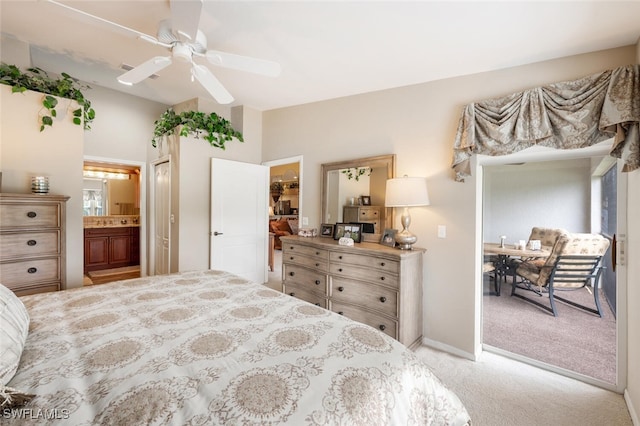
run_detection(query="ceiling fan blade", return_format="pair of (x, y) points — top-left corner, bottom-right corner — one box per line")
(205, 50), (282, 77)
(117, 56), (173, 85)
(170, 0), (203, 41)
(44, 0), (168, 47)
(191, 64), (234, 104)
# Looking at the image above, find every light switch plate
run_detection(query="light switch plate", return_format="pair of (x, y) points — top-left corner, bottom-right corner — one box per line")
(302, 217), (309, 226)
(438, 225), (446, 238)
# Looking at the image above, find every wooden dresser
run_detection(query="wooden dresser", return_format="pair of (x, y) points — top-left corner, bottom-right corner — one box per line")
(0, 193), (69, 296)
(280, 235), (424, 348)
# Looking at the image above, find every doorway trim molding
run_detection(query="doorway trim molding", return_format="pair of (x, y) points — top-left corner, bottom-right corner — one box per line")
(149, 155), (171, 276)
(474, 140), (628, 393)
(83, 155), (147, 277)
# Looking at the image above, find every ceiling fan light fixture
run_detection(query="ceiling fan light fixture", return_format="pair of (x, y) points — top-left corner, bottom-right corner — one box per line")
(172, 43), (192, 62)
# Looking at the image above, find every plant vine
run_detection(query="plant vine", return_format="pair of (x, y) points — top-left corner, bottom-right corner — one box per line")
(152, 109), (244, 149)
(341, 167), (372, 181)
(0, 63), (95, 131)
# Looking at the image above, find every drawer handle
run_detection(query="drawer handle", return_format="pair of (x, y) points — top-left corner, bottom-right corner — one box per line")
(289, 292), (295, 296)
(290, 256), (294, 260)
(27, 267), (38, 274)
(380, 262), (385, 266)
(338, 286), (344, 292)
(380, 276), (385, 281)
(315, 303), (320, 306)
(315, 251), (320, 255)
(289, 272), (295, 276)
(338, 311), (344, 315)
(315, 280), (321, 285)
(289, 246), (294, 250)
(315, 263), (320, 267)
(380, 297), (387, 303)
(27, 239), (37, 246)
(379, 325), (386, 331)
(338, 268), (343, 272)
(27, 211), (37, 218)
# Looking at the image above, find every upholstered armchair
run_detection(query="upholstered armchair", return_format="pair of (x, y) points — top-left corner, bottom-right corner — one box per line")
(512, 233), (610, 317)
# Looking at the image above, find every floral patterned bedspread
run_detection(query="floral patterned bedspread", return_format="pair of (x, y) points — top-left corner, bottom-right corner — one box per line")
(6, 270), (470, 425)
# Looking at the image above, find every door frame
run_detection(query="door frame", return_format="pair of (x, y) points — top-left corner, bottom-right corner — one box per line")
(149, 155), (171, 276)
(83, 155), (147, 277)
(262, 155), (304, 221)
(474, 141), (628, 393)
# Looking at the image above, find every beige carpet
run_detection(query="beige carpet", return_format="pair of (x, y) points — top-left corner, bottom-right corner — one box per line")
(414, 346), (632, 426)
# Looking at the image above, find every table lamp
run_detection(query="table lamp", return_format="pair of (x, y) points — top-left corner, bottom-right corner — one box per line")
(385, 176), (430, 250)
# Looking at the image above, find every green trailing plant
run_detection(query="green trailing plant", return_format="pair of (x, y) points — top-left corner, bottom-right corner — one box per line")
(270, 181), (284, 193)
(341, 167), (372, 181)
(0, 63), (95, 131)
(152, 108), (244, 149)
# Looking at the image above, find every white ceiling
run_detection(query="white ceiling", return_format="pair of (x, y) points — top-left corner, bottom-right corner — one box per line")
(1, 1), (639, 111)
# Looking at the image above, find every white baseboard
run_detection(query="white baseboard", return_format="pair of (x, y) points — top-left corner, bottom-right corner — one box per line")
(421, 337), (476, 361)
(625, 389), (639, 425)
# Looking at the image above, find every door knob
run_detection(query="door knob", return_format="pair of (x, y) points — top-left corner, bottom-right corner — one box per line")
(213, 231), (224, 236)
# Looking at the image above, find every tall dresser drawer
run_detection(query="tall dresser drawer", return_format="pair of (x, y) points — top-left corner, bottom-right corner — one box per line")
(331, 277), (398, 317)
(330, 252), (399, 274)
(0, 258), (60, 285)
(0, 203), (60, 228)
(283, 243), (329, 260)
(358, 207), (380, 221)
(330, 301), (398, 340)
(283, 264), (327, 293)
(0, 231), (60, 260)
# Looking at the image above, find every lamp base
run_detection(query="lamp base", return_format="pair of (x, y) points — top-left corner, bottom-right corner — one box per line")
(394, 229), (417, 250)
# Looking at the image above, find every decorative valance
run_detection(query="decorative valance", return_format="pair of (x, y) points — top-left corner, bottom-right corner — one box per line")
(451, 64), (640, 182)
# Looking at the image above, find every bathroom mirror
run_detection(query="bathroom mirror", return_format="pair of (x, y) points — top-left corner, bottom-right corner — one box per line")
(321, 154), (395, 239)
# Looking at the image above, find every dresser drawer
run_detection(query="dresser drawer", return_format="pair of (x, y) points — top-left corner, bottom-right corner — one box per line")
(330, 251), (399, 274)
(329, 263), (399, 288)
(330, 301), (397, 340)
(283, 264), (327, 294)
(331, 277), (398, 317)
(283, 243), (329, 261)
(283, 283), (328, 308)
(0, 258), (60, 285)
(0, 203), (60, 228)
(358, 207), (380, 221)
(283, 252), (328, 272)
(0, 231), (60, 260)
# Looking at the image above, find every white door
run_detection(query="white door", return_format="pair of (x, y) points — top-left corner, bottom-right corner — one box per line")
(210, 158), (268, 283)
(154, 161), (170, 275)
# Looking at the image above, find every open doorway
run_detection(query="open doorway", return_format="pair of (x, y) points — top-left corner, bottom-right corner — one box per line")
(479, 148), (625, 391)
(82, 157), (147, 285)
(262, 156), (303, 290)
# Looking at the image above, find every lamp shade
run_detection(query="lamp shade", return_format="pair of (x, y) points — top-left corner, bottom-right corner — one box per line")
(385, 176), (430, 207)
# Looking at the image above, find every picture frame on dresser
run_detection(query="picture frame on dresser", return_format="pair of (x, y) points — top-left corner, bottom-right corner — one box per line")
(360, 195), (371, 206)
(343, 223), (362, 243)
(333, 223), (347, 240)
(320, 223), (334, 238)
(380, 228), (397, 247)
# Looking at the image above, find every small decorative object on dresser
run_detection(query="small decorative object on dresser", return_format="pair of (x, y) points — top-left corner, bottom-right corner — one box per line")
(380, 228), (397, 247)
(0, 193), (69, 296)
(280, 235), (425, 348)
(320, 223), (334, 237)
(360, 195), (371, 205)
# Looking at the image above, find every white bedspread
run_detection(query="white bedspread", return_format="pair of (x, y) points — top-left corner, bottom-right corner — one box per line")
(5, 270), (470, 425)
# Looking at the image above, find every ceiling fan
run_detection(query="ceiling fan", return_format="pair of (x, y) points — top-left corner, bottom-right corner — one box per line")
(46, 0), (281, 104)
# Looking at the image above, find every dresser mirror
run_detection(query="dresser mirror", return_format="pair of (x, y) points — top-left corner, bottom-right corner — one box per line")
(321, 154), (395, 240)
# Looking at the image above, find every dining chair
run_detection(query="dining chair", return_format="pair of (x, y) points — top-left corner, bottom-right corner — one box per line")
(512, 233), (610, 317)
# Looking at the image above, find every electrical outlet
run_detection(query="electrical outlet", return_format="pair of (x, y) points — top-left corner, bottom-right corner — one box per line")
(302, 217), (309, 226)
(438, 225), (446, 238)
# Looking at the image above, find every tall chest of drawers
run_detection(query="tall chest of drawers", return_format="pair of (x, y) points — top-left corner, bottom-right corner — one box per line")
(0, 193), (69, 296)
(343, 205), (382, 234)
(280, 235), (424, 348)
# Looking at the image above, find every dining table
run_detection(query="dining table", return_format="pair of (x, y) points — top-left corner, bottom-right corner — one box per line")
(483, 242), (551, 295)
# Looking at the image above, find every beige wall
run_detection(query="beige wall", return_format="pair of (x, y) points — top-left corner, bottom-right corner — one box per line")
(0, 85), (84, 288)
(262, 46), (637, 404)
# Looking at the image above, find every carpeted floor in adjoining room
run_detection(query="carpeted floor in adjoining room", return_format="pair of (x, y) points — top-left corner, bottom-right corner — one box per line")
(482, 276), (616, 384)
(414, 346), (631, 426)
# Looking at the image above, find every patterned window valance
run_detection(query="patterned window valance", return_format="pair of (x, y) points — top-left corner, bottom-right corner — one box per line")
(451, 64), (640, 182)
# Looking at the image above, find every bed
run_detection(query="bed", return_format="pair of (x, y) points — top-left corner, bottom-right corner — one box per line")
(1, 270), (470, 425)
